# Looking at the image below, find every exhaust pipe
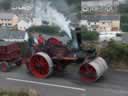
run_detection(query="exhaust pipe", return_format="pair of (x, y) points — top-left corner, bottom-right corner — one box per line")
(75, 27), (82, 49)
(72, 27), (82, 50)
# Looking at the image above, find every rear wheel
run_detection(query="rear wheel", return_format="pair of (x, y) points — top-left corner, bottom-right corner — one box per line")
(1, 62), (10, 72)
(28, 52), (53, 78)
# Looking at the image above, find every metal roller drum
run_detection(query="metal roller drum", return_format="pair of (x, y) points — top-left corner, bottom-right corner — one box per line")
(80, 57), (108, 83)
(29, 52), (53, 78)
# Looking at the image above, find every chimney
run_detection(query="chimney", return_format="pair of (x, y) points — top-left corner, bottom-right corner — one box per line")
(71, 27), (82, 50)
(75, 27), (82, 49)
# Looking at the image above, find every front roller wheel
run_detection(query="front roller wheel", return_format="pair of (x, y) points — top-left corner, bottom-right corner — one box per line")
(79, 57), (108, 83)
(28, 52), (53, 78)
(79, 64), (97, 83)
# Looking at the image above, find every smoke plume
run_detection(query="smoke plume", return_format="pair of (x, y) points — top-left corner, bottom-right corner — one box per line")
(34, 0), (73, 39)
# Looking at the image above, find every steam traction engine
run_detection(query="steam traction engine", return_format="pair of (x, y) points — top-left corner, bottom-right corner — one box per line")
(26, 28), (108, 83)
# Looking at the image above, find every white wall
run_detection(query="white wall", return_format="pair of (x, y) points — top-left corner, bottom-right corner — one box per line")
(99, 31), (122, 41)
(18, 20), (31, 31)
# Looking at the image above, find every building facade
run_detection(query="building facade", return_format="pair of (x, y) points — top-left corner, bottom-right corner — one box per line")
(81, 0), (119, 14)
(17, 20), (32, 31)
(80, 15), (120, 32)
(0, 13), (19, 27)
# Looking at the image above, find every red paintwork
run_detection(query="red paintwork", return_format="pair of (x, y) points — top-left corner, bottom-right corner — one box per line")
(29, 54), (49, 78)
(0, 43), (21, 61)
(80, 64), (97, 83)
(47, 38), (62, 46)
(38, 35), (45, 45)
(0, 42), (22, 72)
(27, 37), (100, 83)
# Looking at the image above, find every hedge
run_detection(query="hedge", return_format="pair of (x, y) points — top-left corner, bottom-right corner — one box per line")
(99, 41), (128, 65)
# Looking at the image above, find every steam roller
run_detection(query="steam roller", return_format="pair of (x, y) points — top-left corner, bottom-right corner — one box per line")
(26, 28), (108, 83)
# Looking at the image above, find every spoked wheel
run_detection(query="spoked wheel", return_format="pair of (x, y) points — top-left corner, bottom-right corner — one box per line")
(29, 52), (53, 78)
(47, 38), (62, 46)
(79, 64), (97, 83)
(1, 62), (9, 72)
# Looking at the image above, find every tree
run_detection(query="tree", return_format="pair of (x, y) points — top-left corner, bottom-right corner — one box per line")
(100, 41), (128, 65)
(119, 2), (128, 32)
(81, 31), (99, 41)
(81, 26), (99, 41)
(27, 25), (61, 35)
(120, 24), (128, 32)
(120, 15), (128, 32)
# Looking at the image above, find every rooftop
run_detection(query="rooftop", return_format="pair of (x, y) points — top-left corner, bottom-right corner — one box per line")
(0, 31), (27, 39)
(0, 12), (15, 19)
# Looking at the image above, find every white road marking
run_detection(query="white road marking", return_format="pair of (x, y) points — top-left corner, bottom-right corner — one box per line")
(6, 77), (86, 92)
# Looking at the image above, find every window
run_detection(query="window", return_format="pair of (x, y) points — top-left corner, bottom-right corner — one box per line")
(8, 23), (12, 26)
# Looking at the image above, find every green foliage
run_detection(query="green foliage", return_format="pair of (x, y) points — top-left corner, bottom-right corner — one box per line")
(0, 91), (29, 96)
(120, 15), (128, 23)
(66, 0), (79, 5)
(27, 25), (61, 36)
(100, 41), (128, 64)
(0, 88), (39, 96)
(120, 24), (128, 32)
(81, 27), (99, 41)
(81, 31), (99, 41)
(119, 4), (128, 14)
(119, 2), (128, 32)
(120, 15), (128, 32)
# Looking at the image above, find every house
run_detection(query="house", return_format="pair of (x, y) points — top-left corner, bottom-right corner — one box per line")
(81, 0), (119, 14)
(0, 31), (29, 42)
(80, 15), (99, 31)
(17, 20), (32, 31)
(80, 15), (120, 32)
(32, 18), (42, 26)
(0, 12), (19, 27)
(12, 6), (32, 11)
(11, 0), (32, 11)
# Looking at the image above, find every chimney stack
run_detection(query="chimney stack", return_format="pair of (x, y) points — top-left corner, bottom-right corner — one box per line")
(75, 27), (82, 49)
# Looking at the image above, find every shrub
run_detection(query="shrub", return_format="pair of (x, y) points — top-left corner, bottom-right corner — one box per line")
(81, 31), (99, 41)
(27, 25), (61, 36)
(0, 89), (39, 96)
(81, 26), (99, 41)
(99, 41), (128, 65)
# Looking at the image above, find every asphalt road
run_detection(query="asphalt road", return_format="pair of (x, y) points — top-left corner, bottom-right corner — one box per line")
(0, 64), (128, 96)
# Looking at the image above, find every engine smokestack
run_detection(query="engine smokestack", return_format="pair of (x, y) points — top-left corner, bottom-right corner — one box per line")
(71, 27), (82, 50)
(75, 27), (82, 49)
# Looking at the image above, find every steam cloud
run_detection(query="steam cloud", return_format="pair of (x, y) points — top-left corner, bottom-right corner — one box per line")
(34, 0), (72, 39)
